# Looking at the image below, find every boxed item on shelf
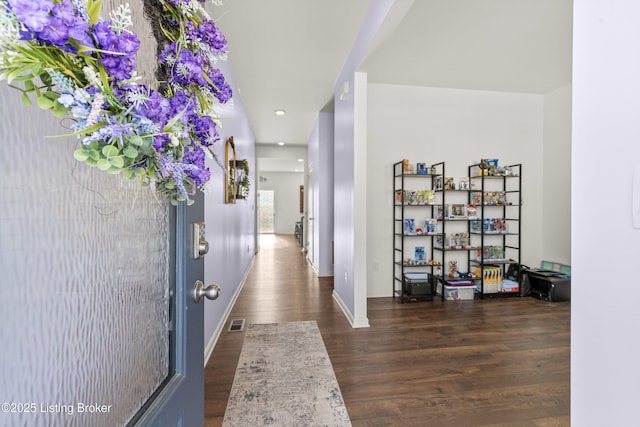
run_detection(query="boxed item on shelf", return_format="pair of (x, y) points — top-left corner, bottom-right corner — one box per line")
(442, 280), (476, 300)
(403, 272), (434, 296)
(501, 279), (519, 293)
(436, 280), (476, 300)
(472, 265), (503, 293)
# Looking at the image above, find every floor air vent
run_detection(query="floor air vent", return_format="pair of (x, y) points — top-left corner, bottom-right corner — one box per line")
(228, 319), (245, 332)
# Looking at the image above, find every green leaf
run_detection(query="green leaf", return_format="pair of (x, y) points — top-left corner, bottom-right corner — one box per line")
(24, 80), (35, 91)
(97, 158), (111, 171)
(123, 168), (135, 180)
(85, 158), (98, 167)
(43, 91), (58, 101)
(87, 0), (103, 25)
(106, 166), (122, 174)
(21, 93), (32, 106)
(73, 150), (90, 161)
(52, 103), (68, 118)
(88, 149), (101, 161)
(37, 95), (54, 110)
(5, 64), (34, 84)
(39, 70), (50, 86)
(128, 135), (144, 146)
(102, 145), (119, 158)
(110, 155), (125, 168)
(123, 145), (139, 159)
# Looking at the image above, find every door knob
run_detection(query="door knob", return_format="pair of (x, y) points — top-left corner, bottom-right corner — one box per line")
(193, 280), (220, 303)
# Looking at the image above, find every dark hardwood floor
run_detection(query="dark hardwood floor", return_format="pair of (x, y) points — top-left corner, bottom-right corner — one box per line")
(204, 234), (570, 426)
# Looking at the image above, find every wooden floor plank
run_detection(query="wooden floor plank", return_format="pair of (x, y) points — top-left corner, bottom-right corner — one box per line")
(204, 234), (570, 426)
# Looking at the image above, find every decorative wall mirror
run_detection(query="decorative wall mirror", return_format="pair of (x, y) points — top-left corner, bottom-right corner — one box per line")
(225, 137), (237, 204)
(234, 159), (250, 200)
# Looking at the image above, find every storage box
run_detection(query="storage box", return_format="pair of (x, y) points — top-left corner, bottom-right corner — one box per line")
(444, 283), (475, 300)
(501, 279), (519, 293)
(403, 272), (433, 296)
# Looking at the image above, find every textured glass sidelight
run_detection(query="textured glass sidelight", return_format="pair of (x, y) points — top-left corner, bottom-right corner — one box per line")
(0, 2), (170, 427)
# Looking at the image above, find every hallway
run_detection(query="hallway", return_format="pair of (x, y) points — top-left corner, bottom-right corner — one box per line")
(204, 234), (570, 426)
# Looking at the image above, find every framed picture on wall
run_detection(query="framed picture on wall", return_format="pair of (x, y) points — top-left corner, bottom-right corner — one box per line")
(299, 185), (304, 213)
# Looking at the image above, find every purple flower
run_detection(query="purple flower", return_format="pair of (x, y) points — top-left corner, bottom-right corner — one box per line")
(198, 19), (228, 54)
(52, 0), (77, 26)
(8, 0), (53, 33)
(193, 115), (219, 147)
(134, 89), (171, 126)
(182, 145), (210, 186)
(206, 68), (232, 103)
(91, 21), (140, 80)
(38, 16), (69, 45)
(157, 151), (202, 198)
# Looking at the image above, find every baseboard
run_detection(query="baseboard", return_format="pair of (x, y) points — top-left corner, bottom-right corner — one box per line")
(332, 290), (370, 329)
(204, 257), (254, 367)
(307, 256), (334, 278)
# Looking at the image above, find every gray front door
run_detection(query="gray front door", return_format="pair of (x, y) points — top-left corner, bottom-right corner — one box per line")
(135, 193), (206, 427)
(0, 83), (206, 426)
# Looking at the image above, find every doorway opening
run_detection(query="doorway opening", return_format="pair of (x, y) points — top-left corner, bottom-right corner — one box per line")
(258, 190), (275, 234)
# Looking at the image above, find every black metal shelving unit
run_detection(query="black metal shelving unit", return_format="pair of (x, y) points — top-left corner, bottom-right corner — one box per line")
(467, 163), (522, 298)
(432, 163), (479, 300)
(392, 161), (443, 303)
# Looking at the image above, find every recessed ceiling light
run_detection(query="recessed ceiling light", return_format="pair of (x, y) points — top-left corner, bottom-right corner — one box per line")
(274, 109), (286, 116)
(277, 141), (285, 146)
(297, 158), (304, 162)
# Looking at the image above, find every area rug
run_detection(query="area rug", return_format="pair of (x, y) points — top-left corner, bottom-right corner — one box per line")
(222, 321), (352, 426)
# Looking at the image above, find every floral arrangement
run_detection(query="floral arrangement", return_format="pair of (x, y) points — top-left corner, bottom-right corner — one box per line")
(0, 0), (232, 204)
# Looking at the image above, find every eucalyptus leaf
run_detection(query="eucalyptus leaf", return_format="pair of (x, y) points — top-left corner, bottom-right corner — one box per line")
(73, 150), (90, 161)
(89, 149), (101, 161)
(123, 145), (138, 158)
(102, 145), (119, 158)
(97, 158), (111, 171)
(128, 135), (143, 146)
(123, 168), (135, 180)
(110, 155), (125, 168)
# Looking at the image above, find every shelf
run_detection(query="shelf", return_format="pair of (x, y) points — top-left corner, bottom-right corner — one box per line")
(469, 175), (519, 179)
(394, 173), (438, 178)
(470, 258), (513, 265)
(434, 246), (481, 251)
(470, 231), (518, 235)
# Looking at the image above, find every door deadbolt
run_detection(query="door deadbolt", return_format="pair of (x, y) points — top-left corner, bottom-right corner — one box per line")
(193, 221), (208, 259)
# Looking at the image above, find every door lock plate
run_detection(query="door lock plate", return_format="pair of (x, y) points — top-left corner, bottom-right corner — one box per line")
(193, 222), (208, 259)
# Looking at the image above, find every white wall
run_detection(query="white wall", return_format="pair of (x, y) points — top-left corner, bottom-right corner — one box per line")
(333, 0), (394, 328)
(572, 2), (640, 424)
(258, 171), (304, 234)
(308, 112), (335, 276)
(366, 83), (544, 297)
(543, 84), (572, 266)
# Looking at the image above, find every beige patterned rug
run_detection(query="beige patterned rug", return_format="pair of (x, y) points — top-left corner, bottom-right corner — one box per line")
(222, 321), (351, 426)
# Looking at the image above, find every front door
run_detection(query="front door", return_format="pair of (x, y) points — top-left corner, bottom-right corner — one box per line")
(0, 84), (207, 426)
(135, 193), (207, 426)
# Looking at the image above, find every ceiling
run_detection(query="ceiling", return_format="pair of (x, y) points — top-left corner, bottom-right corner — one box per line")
(209, 0), (572, 169)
